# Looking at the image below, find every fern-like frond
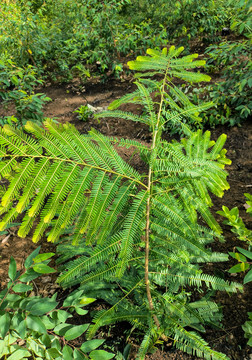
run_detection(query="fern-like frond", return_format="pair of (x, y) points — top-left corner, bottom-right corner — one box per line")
(116, 190), (148, 277)
(150, 269), (242, 293)
(173, 327), (230, 360)
(57, 238), (121, 287)
(0, 120), (146, 242)
(96, 109), (151, 126)
(128, 45), (211, 84)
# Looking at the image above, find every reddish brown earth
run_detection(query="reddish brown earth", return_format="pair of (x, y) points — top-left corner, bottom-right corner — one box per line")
(0, 77), (251, 360)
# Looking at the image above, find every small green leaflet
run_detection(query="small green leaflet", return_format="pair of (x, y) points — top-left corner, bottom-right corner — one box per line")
(0, 313), (11, 338)
(12, 283), (33, 293)
(228, 262), (249, 273)
(7, 348), (31, 360)
(33, 264), (56, 274)
(80, 296), (96, 305)
(89, 350), (115, 360)
(33, 252), (55, 263)
(244, 269), (252, 284)
(29, 298), (58, 316)
(24, 246), (41, 269)
(80, 339), (105, 353)
(64, 323), (89, 340)
(26, 315), (47, 334)
(8, 256), (16, 281)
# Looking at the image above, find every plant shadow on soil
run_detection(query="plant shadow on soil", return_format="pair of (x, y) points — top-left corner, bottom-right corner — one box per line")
(0, 77), (251, 360)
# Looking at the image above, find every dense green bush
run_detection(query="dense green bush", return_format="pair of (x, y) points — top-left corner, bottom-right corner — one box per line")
(0, 58), (50, 126)
(0, 0), (242, 81)
(217, 193), (252, 347)
(189, 40), (252, 127)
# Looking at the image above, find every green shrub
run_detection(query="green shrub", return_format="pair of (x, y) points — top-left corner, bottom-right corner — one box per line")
(0, 46), (243, 359)
(0, 247), (114, 359)
(217, 193), (252, 347)
(182, 40), (252, 128)
(0, 58), (50, 126)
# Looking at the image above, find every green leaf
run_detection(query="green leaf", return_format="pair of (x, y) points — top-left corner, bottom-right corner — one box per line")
(0, 313), (11, 337)
(55, 309), (71, 323)
(54, 323), (72, 336)
(24, 247), (41, 269)
(62, 345), (73, 360)
(63, 290), (85, 307)
(33, 264), (56, 274)
(80, 296), (96, 306)
(47, 347), (62, 358)
(19, 268), (41, 282)
(244, 268), (252, 284)
(8, 256), (17, 281)
(228, 252), (247, 262)
(80, 339), (105, 353)
(90, 350), (115, 360)
(229, 262), (250, 273)
(26, 315), (47, 334)
(12, 283), (33, 293)
(75, 307), (88, 315)
(33, 253), (55, 263)
(74, 348), (86, 359)
(16, 319), (26, 339)
(29, 298), (58, 316)
(8, 348), (31, 360)
(237, 247), (252, 260)
(64, 323), (89, 340)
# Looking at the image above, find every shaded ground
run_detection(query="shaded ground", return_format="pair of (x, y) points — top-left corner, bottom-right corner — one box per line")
(0, 77), (252, 360)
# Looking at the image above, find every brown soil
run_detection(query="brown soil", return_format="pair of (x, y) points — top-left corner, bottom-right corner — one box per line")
(0, 77), (252, 360)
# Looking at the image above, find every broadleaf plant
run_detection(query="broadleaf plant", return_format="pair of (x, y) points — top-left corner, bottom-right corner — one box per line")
(0, 46), (242, 359)
(0, 248), (113, 359)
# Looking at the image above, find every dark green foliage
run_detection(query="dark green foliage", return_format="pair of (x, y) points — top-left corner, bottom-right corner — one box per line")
(0, 46), (243, 359)
(1, 0), (244, 81)
(217, 193), (252, 347)
(0, 248), (113, 359)
(0, 58), (50, 126)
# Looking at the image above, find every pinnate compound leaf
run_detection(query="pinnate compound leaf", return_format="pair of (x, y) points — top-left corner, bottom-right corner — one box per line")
(64, 323), (89, 340)
(8, 256), (16, 281)
(90, 350), (115, 360)
(24, 246), (41, 269)
(80, 339), (105, 353)
(12, 283), (33, 293)
(33, 264), (56, 274)
(0, 313), (11, 337)
(244, 268), (252, 284)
